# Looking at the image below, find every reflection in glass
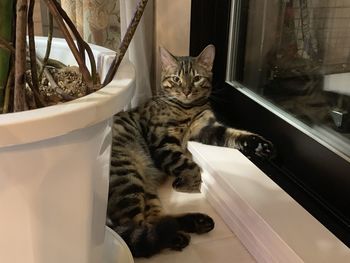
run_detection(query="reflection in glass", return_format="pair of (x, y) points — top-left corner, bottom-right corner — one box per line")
(239, 0), (350, 156)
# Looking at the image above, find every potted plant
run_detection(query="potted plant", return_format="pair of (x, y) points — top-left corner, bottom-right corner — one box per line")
(0, 1), (148, 262)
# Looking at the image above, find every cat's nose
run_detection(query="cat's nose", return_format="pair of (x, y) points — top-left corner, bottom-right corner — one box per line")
(183, 89), (191, 97)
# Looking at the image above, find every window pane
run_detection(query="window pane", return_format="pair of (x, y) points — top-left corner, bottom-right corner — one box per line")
(233, 0), (350, 157)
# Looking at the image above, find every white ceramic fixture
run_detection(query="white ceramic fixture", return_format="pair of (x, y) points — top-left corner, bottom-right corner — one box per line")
(104, 227), (134, 263)
(0, 37), (135, 263)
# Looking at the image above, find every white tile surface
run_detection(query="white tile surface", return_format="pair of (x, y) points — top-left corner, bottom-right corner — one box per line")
(134, 179), (255, 263)
(192, 237), (256, 263)
(188, 142), (350, 263)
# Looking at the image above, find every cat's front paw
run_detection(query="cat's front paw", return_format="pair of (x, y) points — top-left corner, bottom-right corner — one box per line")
(237, 134), (274, 159)
(172, 173), (202, 193)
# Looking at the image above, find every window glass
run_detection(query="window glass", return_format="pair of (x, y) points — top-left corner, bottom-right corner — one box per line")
(231, 0), (350, 158)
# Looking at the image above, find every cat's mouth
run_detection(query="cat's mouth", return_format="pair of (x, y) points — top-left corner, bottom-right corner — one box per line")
(182, 94), (196, 103)
(167, 94), (208, 107)
(181, 95), (208, 105)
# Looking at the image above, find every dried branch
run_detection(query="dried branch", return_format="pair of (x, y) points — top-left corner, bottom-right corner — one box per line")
(103, 0), (149, 87)
(50, 0), (85, 62)
(46, 58), (66, 69)
(14, 0), (28, 112)
(27, 0), (39, 90)
(3, 64), (14, 113)
(28, 0), (45, 107)
(39, 13), (53, 79)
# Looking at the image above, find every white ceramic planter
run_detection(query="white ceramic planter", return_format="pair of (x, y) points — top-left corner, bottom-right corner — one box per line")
(104, 227), (134, 263)
(0, 38), (135, 263)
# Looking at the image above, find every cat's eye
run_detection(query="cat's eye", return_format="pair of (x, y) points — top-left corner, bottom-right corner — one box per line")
(172, 76), (181, 83)
(192, 75), (202, 82)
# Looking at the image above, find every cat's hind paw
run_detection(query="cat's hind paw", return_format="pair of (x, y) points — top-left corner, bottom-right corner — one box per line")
(169, 232), (191, 251)
(179, 213), (215, 234)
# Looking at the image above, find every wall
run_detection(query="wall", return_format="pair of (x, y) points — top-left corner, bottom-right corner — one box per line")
(154, 0), (191, 92)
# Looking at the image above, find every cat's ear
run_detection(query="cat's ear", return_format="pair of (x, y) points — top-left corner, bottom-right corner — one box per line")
(159, 46), (178, 70)
(196, 44), (215, 71)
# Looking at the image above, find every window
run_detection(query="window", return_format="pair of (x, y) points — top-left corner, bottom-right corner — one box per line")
(227, 0), (350, 159)
(225, 0), (350, 246)
(190, 0), (350, 246)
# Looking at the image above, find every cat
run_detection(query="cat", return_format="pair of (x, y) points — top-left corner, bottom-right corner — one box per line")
(107, 44), (274, 257)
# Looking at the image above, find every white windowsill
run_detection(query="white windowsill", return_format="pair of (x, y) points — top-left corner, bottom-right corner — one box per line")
(188, 142), (350, 263)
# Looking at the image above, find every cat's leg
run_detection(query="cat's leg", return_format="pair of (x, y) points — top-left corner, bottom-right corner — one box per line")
(109, 111), (158, 226)
(114, 211), (214, 256)
(149, 136), (202, 192)
(171, 159), (202, 193)
(139, 212), (214, 253)
(144, 192), (163, 222)
(115, 215), (190, 257)
(131, 213), (214, 256)
(162, 212), (215, 252)
(108, 175), (146, 226)
(108, 159), (166, 226)
(108, 169), (192, 257)
(190, 110), (274, 158)
(196, 125), (274, 158)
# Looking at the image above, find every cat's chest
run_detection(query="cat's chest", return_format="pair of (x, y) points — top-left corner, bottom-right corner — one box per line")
(166, 118), (191, 135)
(164, 109), (207, 137)
(149, 111), (193, 137)
(142, 100), (210, 135)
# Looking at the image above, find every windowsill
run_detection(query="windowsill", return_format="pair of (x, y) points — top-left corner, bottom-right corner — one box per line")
(188, 142), (350, 263)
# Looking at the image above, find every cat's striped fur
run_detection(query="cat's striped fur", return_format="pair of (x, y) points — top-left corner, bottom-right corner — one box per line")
(107, 45), (274, 257)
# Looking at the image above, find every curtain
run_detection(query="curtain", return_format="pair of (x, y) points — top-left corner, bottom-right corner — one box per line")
(120, 0), (153, 106)
(292, 0), (318, 60)
(61, 0), (153, 107)
(60, 0), (121, 50)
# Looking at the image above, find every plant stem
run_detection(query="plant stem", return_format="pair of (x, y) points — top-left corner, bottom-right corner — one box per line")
(103, 0), (149, 87)
(14, 0), (28, 112)
(28, 0), (46, 107)
(50, 0), (85, 62)
(0, 0), (14, 113)
(39, 13), (53, 79)
(3, 64), (14, 113)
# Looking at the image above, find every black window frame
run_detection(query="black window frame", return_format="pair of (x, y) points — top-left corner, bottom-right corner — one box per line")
(190, 0), (350, 246)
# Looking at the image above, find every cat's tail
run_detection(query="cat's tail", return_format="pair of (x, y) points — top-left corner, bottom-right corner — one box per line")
(111, 216), (190, 258)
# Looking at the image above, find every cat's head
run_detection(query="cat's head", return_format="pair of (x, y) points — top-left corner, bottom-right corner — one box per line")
(159, 45), (215, 104)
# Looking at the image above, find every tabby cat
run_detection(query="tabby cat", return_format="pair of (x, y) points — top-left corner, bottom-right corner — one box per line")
(107, 45), (274, 257)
